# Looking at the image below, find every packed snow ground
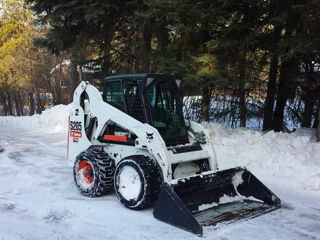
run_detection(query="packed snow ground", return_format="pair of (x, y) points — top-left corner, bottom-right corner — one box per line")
(0, 105), (320, 240)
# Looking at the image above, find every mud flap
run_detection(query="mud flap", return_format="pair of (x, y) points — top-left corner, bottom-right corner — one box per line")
(153, 167), (281, 236)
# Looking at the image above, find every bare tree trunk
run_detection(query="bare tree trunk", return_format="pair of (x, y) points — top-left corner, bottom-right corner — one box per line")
(239, 84), (246, 127)
(263, 26), (281, 131)
(301, 98), (313, 127)
(312, 108), (318, 128)
(29, 92), (35, 115)
(202, 86), (210, 122)
(316, 109), (320, 142)
(142, 21), (152, 73)
(53, 73), (62, 105)
(69, 62), (79, 103)
(272, 57), (297, 131)
(18, 93), (24, 116)
(6, 91), (13, 116)
(272, 9), (297, 132)
(13, 92), (21, 116)
(36, 92), (44, 114)
(0, 92), (7, 115)
(272, 71), (289, 131)
(52, 91), (57, 105)
(238, 53), (247, 127)
(263, 55), (279, 130)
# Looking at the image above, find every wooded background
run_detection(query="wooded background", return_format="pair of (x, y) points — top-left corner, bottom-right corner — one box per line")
(0, 0), (320, 138)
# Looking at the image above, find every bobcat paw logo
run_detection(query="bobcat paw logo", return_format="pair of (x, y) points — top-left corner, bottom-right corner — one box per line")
(146, 132), (153, 141)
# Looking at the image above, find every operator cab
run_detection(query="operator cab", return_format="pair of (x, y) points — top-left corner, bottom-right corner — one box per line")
(103, 74), (188, 146)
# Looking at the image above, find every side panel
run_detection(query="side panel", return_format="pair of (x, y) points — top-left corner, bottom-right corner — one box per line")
(102, 145), (153, 165)
(67, 105), (92, 167)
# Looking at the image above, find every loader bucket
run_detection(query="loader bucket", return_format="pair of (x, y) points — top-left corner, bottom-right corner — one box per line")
(153, 167), (281, 236)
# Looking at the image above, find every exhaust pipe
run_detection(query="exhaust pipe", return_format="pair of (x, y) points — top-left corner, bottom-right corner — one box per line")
(153, 167), (281, 236)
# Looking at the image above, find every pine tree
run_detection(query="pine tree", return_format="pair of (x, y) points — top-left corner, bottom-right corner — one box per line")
(271, 0), (320, 131)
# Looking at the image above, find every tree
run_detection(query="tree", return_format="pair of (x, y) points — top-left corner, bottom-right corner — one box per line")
(146, 0), (222, 121)
(271, 0), (320, 131)
(0, 0), (33, 115)
(317, 109), (320, 142)
(12, 0), (320, 139)
(262, 0), (285, 131)
(0, 0), (67, 115)
(205, 0), (269, 126)
(28, 1), (144, 74)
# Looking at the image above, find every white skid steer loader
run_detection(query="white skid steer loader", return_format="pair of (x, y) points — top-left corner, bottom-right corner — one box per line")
(67, 74), (280, 236)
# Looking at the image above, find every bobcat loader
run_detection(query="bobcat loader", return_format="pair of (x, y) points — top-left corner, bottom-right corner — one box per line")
(67, 74), (280, 236)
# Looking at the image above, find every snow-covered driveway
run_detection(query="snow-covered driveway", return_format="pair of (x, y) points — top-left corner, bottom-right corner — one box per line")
(0, 106), (320, 240)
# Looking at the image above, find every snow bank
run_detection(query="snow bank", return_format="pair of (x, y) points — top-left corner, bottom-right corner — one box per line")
(0, 104), (69, 133)
(0, 105), (319, 192)
(203, 122), (320, 192)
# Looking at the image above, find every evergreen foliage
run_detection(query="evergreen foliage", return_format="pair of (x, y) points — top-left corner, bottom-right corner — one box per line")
(1, 0), (320, 137)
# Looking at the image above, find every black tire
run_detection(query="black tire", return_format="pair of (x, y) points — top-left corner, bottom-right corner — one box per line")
(73, 149), (115, 197)
(114, 155), (163, 210)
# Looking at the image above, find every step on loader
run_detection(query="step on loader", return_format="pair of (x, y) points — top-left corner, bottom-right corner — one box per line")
(67, 74), (281, 236)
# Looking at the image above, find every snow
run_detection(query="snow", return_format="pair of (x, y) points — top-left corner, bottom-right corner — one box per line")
(218, 194), (245, 204)
(198, 202), (218, 211)
(202, 122), (320, 192)
(232, 171), (244, 189)
(77, 167), (94, 189)
(0, 104), (69, 133)
(231, 170), (244, 197)
(0, 104), (320, 240)
(197, 170), (265, 212)
(117, 165), (141, 201)
(115, 159), (147, 208)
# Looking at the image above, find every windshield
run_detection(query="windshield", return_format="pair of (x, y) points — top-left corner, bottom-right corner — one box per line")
(146, 80), (188, 146)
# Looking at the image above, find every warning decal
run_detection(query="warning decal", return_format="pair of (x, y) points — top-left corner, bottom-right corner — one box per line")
(70, 121), (82, 142)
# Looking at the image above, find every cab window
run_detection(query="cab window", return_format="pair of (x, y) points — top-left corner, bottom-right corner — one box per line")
(104, 81), (125, 111)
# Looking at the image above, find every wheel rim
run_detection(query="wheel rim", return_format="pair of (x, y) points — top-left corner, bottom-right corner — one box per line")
(117, 165), (142, 201)
(77, 159), (94, 188)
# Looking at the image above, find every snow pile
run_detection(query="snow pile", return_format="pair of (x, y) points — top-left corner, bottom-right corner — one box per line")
(232, 170), (244, 190)
(0, 104), (319, 192)
(0, 104), (69, 133)
(198, 202), (218, 211)
(203, 122), (320, 192)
